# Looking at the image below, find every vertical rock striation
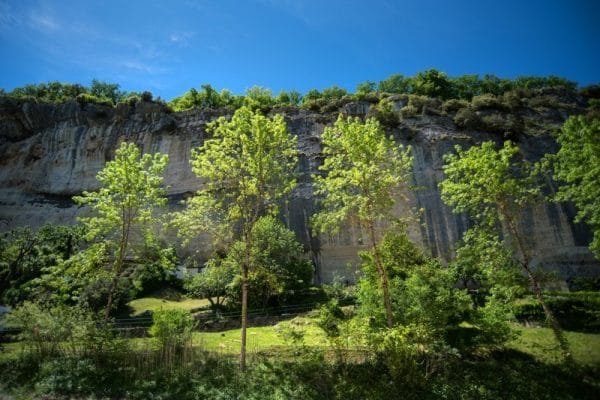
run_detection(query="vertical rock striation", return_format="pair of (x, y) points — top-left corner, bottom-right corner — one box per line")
(0, 97), (597, 285)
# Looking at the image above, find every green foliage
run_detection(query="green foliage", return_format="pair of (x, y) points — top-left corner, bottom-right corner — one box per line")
(377, 73), (411, 94)
(317, 299), (346, 339)
(471, 93), (507, 110)
(276, 90), (303, 106)
(7, 81), (87, 103)
(72, 142), (171, 316)
(312, 116), (413, 235)
(313, 115), (413, 327)
(551, 116), (600, 257)
(442, 98), (469, 113)
(178, 107), (298, 242)
(453, 106), (481, 129)
(89, 79), (125, 104)
(377, 324), (460, 387)
(356, 80), (376, 99)
(0, 224), (85, 305)
(450, 74), (484, 100)
(176, 106), (298, 368)
(220, 216), (314, 309)
(512, 292), (600, 332)
(184, 256), (237, 309)
(244, 85), (276, 112)
(449, 227), (524, 346)
(169, 84), (245, 111)
(5, 80), (127, 106)
(4, 302), (108, 359)
(75, 92), (114, 107)
(149, 309), (195, 350)
(405, 94), (443, 115)
(366, 98), (399, 127)
(440, 140), (540, 227)
(440, 140), (573, 359)
(356, 230), (482, 364)
(412, 69), (453, 99)
(358, 233), (471, 334)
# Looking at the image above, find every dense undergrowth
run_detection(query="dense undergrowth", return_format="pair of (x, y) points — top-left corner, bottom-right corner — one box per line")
(1, 327), (599, 400)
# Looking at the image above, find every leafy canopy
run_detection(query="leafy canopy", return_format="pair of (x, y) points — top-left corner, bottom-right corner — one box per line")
(74, 142), (169, 242)
(224, 215), (313, 308)
(440, 140), (540, 228)
(72, 142), (171, 315)
(552, 116), (600, 257)
(312, 115), (413, 234)
(178, 106), (298, 240)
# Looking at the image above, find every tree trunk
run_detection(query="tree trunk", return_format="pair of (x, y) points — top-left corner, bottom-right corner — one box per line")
(501, 205), (571, 361)
(240, 233), (251, 371)
(104, 275), (120, 321)
(368, 222), (394, 328)
(104, 208), (131, 321)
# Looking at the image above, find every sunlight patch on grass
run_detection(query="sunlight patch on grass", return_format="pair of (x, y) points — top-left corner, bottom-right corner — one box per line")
(128, 297), (210, 316)
(192, 318), (328, 354)
(508, 325), (600, 366)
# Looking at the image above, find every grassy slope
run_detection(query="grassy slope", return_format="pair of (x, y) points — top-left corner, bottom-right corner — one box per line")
(127, 296), (210, 316)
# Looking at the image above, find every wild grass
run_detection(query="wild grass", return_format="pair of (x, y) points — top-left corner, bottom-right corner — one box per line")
(127, 296), (211, 316)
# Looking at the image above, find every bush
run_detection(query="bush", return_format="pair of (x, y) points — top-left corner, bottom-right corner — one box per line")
(407, 94), (442, 115)
(471, 93), (506, 110)
(378, 324), (459, 386)
(480, 113), (522, 136)
(36, 358), (100, 396)
(149, 309), (195, 351)
(442, 98), (469, 113)
(221, 216), (314, 309)
(454, 107), (482, 129)
(5, 302), (73, 358)
(400, 104), (419, 118)
(512, 292), (600, 332)
(76, 93), (114, 107)
(367, 98), (399, 127)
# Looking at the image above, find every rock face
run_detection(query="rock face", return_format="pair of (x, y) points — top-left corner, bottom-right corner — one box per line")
(0, 96), (597, 286)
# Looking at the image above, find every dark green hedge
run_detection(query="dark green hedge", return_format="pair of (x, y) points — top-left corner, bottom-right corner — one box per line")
(512, 292), (600, 332)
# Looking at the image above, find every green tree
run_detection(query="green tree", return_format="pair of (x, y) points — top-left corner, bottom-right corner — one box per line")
(74, 142), (169, 319)
(412, 69), (452, 99)
(312, 116), (413, 328)
(440, 140), (571, 359)
(223, 215), (313, 309)
(0, 225), (84, 305)
(90, 79), (125, 105)
(184, 255), (237, 310)
(551, 116), (600, 258)
(177, 106), (298, 370)
(244, 86), (275, 112)
(377, 74), (411, 94)
(449, 227), (524, 346)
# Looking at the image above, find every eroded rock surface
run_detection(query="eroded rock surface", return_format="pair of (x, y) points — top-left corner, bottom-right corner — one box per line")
(0, 97), (597, 284)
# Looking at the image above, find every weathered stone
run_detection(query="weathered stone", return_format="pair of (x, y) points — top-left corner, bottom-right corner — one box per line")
(0, 97), (597, 285)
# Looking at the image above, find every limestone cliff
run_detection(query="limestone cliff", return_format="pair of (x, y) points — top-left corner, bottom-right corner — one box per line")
(0, 95), (597, 285)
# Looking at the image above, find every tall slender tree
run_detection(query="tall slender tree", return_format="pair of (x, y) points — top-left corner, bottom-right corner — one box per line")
(177, 106), (298, 370)
(74, 142), (169, 320)
(440, 140), (571, 360)
(312, 115), (413, 328)
(552, 116), (600, 258)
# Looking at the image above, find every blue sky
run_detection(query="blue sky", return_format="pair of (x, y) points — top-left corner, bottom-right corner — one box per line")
(1, 0), (599, 100)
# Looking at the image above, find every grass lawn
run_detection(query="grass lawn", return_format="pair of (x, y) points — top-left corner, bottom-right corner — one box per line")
(508, 325), (600, 366)
(193, 317), (328, 354)
(127, 296), (211, 316)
